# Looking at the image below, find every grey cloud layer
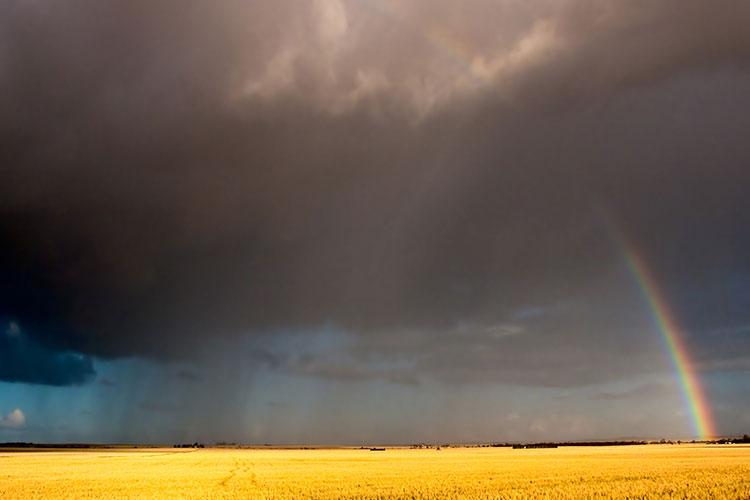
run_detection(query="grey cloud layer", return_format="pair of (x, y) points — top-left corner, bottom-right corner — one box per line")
(2, 1), (750, 386)
(0, 322), (95, 385)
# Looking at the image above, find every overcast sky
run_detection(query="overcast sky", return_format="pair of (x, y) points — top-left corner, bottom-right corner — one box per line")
(2, 0), (750, 444)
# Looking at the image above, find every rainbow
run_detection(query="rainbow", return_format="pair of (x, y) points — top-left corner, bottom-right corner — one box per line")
(605, 219), (716, 440)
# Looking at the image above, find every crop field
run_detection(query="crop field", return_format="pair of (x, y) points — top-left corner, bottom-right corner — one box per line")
(1, 444), (749, 498)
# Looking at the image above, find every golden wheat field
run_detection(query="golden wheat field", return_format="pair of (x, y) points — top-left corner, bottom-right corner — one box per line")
(1, 444), (749, 499)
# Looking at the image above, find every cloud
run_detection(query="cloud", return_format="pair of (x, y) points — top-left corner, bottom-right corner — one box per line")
(0, 408), (26, 429)
(176, 369), (203, 383)
(0, 321), (96, 386)
(235, 0), (750, 115)
(285, 354), (420, 386)
(592, 382), (676, 401)
(139, 400), (187, 413)
(6, 321), (21, 337)
(0, 0), (749, 392)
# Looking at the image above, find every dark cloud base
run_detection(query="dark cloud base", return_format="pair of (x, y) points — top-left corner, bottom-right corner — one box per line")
(0, 320), (95, 386)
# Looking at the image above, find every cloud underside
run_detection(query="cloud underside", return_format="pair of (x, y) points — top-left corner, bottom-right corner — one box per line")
(2, 0), (750, 387)
(0, 328), (95, 386)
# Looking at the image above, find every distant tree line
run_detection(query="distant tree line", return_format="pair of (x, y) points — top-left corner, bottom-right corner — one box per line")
(0, 442), (99, 448)
(493, 441), (646, 448)
(172, 442), (205, 448)
(409, 443), (450, 449)
(713, 434), (750, 444)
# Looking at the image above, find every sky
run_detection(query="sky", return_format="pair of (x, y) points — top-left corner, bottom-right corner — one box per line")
(1, 0), (750, 444)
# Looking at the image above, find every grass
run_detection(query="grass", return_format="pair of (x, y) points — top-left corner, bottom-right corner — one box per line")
(1, 444), (749, 498)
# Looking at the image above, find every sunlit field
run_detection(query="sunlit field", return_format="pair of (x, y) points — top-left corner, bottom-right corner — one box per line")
(1, 444), (749, 498)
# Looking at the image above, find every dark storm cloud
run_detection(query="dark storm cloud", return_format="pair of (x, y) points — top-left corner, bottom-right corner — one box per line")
(2, 0), (750, 387)
(0, 320), (95, 386)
